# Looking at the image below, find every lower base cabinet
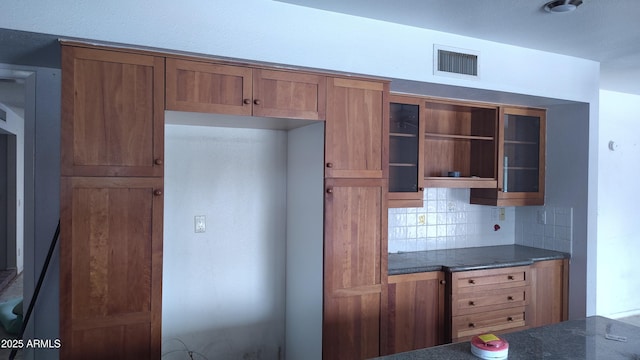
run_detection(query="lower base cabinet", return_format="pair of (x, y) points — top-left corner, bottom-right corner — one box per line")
(385, 272), (445, 354)
(447, 266), (531, 342)
(446, 260), (569, 342)
(530, 259), (570, 327)
(383, 261), (568, 356)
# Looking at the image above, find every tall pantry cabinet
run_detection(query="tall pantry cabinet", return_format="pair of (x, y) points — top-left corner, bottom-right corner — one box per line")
(60, 45), (164, 359)
(322, 77), (389, 359)
(59, 41), (390, 359)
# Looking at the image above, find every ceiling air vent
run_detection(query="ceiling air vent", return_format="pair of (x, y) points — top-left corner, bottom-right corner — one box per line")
(434, 45), (479, 80)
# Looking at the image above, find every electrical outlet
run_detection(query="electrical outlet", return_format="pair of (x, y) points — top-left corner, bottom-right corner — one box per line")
(418, 214), (426, 225)
(194, 215), (206, 233)
(537, 210), (547, 225)
(499, 207), (505, 221)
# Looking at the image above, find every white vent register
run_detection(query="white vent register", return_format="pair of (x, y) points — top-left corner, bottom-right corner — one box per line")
(434, 45), (479, 80)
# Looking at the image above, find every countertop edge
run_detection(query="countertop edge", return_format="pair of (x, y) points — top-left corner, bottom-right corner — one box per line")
(387, 245), (570, 275)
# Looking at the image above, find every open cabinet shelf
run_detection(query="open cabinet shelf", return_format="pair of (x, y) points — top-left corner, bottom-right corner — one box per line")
(424, 177), (497, 188)
(423, 100), (498, 185)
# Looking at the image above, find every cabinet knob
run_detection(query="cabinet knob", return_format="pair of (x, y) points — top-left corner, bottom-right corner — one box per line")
(507, 317), (514, 322)
(468, 323), (476, 328)
(507, 296), (514, 301)
(468, 279), (475, 284)
(153, 189), (163, 196)
(326, 188), (333, 194)
(508, 275), (514, 280)
(254, 99), (261, 105)
(440, 280), (446, 285)
(243, 99), (251, 105)
(469, 301), (476, 306)
(154, 159), (163, 165)
(419, 187), (425, 191)
(326, 163), (333, 168)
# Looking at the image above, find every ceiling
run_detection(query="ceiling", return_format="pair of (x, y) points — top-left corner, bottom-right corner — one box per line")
(278, 0), (640, 95)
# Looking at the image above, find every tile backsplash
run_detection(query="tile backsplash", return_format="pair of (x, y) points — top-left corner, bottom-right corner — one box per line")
(515, 206), (573, 254)
(388, 188), (573, 254)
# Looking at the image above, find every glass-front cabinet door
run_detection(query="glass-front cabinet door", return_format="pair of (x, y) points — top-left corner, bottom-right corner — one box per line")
(388, 94), (424, 207)
(497, 106), (546, 205)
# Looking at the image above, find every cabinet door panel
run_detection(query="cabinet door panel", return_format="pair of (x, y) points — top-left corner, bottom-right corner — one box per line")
(325, 78), (387, 178)
(62, 46), (164, 177)
(324, 179), (384, 290)
(323, 293), (381, 360)
(387, 272), (444, 354)
(323, 178), (387, 359)
(71, 323), (151, 360)
(253, 69), (326, 120)
(61, 177), (163, 360)
(166, 58), (252, 115)
(471, 106), (546, 206)
(388, 95), (425, 208)
(531, 259), (569, 327)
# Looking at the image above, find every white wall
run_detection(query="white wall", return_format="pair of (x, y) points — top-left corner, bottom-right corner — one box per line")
(163, 120), (287, 359)
(4, 0), (597, 103)
(597, 90), (640, 318)
(0, 102), (24, 274)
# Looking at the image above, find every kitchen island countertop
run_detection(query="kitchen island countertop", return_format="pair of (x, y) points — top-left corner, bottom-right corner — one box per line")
(372, 316), (640, 360)
(388, 244), (569, 275)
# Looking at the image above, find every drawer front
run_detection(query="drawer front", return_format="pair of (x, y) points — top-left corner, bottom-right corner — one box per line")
(453, 266), (530, 292)
(453, 286), (529, 316)
(452, 307), (527, 340)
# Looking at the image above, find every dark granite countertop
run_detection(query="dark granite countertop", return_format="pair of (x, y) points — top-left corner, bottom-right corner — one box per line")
(372, 316), (640, 360)
(388, 245), (569, 275)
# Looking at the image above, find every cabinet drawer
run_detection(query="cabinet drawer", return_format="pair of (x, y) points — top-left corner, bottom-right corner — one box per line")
(452, 307), (527, 340)
(453, 266), (530, 292)
(453, 286), (529, 316)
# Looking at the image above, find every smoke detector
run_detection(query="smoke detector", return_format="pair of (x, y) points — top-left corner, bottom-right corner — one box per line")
(544, 0), (583, 13)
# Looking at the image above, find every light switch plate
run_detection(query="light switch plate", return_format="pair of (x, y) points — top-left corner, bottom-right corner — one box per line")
(195, 215), (206, 233)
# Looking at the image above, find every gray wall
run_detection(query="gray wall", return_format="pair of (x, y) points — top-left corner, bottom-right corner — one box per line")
(285, 122), (324, 359)
(0, 134), (6, 269)
(0, 62), (61, 360)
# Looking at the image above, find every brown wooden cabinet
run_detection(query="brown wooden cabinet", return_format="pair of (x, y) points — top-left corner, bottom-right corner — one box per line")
(61, 46), (165, 177)
(165, 58), (326, 120)
(423, 99), (498, 189)
(384, 95), (547, 207)
(323, 178), (387, 359)
(60, 44), (165, 360)
(447, 266), (531, 342)
(386, 272), (445, 354)
(388, 94), (425, 208)
(61, 42), (390, 360)
(471, 106), (546, 206)
(60, 177), (163, 359)
(530, 259), (569, 327)
(322, 75), (389, 359)
(325, 77), (387, 179)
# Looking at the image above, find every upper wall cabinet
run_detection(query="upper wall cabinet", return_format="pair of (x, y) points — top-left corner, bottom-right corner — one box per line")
(325, 77), (388, 179)
(471, 106), (546, 206)
(165, 58), (326, 120)
(388, 94), (425, 208)
(61, 46), (165, 177)
(422, 99), (498, 189)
